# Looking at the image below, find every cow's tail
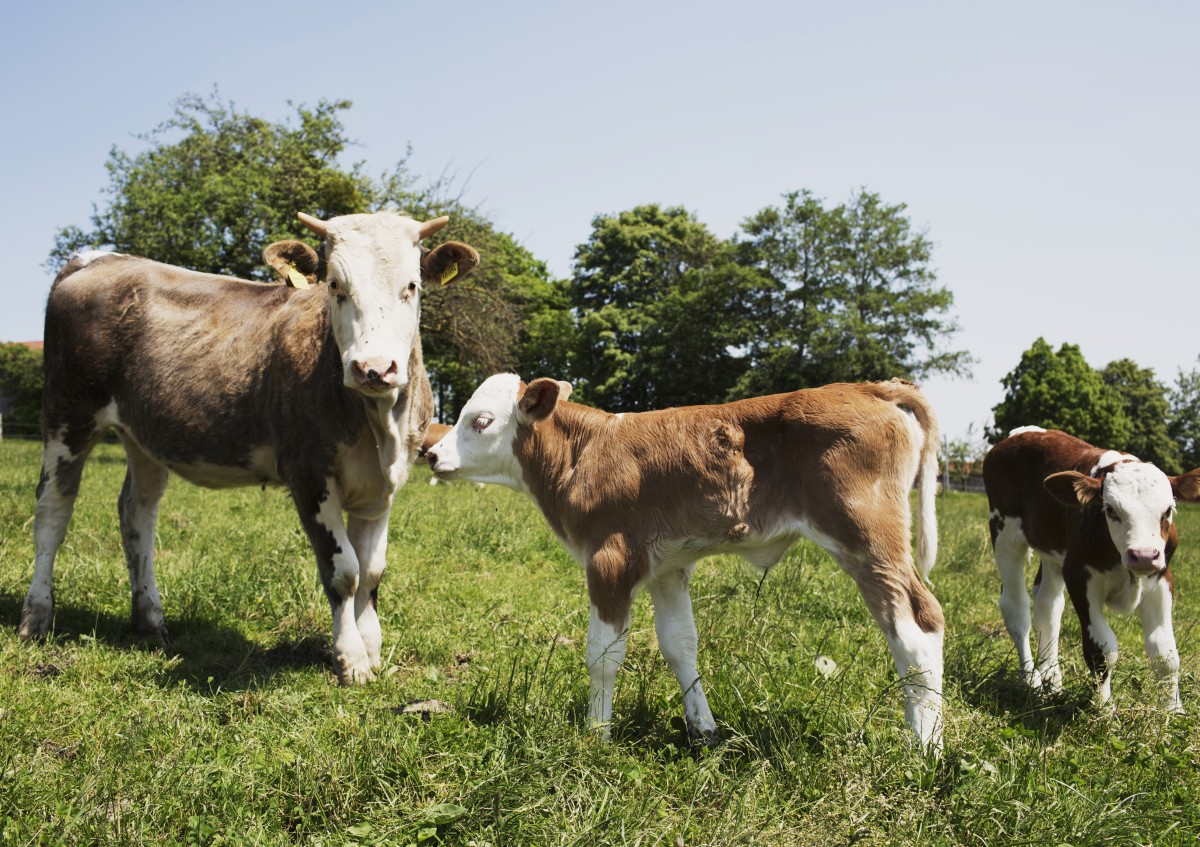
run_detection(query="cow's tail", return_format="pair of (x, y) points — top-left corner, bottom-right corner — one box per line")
(878, 379), (940, 584)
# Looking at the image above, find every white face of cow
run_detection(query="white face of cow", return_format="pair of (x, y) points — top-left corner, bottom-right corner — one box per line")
(321, 214), (426, 396)
(1101, 463), (1176, 574)
(426, 373), (528, 488)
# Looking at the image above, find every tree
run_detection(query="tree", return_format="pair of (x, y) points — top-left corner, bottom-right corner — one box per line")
(1101, 358), (1180, 473)
(0, 344), (44, 437)
(1169, 356), (1200, 470)
(568, 204), (749, 410)
(732, 189), (971, 396)
(50, 91), (373, 277)
(989, 338), (1131, 447)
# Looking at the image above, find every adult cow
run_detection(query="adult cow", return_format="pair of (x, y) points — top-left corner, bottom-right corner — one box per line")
(18, 211), (478, 684)
(425, 374), (945, 750)
(984, 426), (1200, 710)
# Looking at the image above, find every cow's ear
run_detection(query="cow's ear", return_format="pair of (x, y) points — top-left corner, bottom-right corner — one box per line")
(1171, 468), (1200, 503)
(422, 242), (480, 287)
(263, 240), (321, 288)
(1044, 471), (1099, 508)
(518, 377), (566, 423)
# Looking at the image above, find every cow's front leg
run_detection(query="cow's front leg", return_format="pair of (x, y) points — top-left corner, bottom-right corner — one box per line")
(1067, 565), (1119, 706)
(992, 517), (1039, 687)
(1139, 572), (1182, 712)
(1031, 558), (1067, 693)
(648, 565), (717, 746)
(295, 479), (372, 683)
(584, 540), (639, 739)
(347, 513), (390, 673)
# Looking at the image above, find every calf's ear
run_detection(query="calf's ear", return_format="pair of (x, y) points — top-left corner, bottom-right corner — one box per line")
(422, 242), (480, 287)
(1044, 471), (1100, 508)
(263, 240), (322, 287)
(1171, 468), (1200, 503)
(518, 378), (570, 423)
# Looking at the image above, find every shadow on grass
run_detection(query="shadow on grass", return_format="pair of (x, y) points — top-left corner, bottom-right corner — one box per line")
(0, 590), (333, 693)
(948, 633), (1090, 743)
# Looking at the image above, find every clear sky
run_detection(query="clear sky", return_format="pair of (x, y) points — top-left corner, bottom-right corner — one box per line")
(2, 1), (1196, 442)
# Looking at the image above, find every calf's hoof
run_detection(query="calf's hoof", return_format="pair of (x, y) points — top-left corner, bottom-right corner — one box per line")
(339, 663), (378, 685)
(18, 602), (53, 640)
(686, 721), (721, 750)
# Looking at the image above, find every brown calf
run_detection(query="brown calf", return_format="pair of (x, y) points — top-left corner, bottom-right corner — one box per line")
(426, 374), (944, 749)
(984, 426), (1200, 709)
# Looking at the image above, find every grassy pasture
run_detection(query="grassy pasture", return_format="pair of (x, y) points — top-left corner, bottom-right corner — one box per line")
(1, 438), (1198, 846)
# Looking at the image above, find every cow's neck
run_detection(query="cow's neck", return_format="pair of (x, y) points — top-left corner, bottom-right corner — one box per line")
(516, 402), (611, 535)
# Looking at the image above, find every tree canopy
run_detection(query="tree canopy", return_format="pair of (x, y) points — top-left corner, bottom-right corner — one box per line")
(1169, 357), (1200, 471)
(989, 338), (1132, 447)
(1101, 358), (1180, 473)
(0, 344), (44, 437)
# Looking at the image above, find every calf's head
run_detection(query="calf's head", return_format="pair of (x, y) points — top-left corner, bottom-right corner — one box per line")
(267, 211), (477, 396)
(425, 373), (571, 488)
(1045, 463), (1200, 573)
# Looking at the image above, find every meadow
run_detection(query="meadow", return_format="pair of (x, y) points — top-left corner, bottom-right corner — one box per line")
(1, 438), (1198, 846)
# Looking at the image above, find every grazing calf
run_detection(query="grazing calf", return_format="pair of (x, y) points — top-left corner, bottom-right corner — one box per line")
(426, 374), (944, 750)
(19, 211), (479, 683)
(984, 427), (1200, 709)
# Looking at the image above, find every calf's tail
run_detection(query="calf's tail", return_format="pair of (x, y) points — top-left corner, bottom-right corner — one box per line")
(877, 379), (940, 583)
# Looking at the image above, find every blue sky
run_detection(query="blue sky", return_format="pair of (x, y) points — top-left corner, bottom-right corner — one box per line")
(2, 1), (1197, 441)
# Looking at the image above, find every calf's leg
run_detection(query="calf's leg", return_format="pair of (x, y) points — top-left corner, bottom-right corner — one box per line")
(585, 539), (642, 739)
(991, 515), (1040, 687)
(347, 513), (390, 673)
(294, 478), (373, 683)
(117, 437), (171, 643)
(1066, 565), (1119, 706)
(19, 423), (101, 639)
(1139, 574), (1182, 712)
(1031, 557), (1067, 692)
(648, 564), (718, 746)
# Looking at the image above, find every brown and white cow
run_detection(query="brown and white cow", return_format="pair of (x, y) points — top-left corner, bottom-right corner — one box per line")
(984, 426), (1200, 709)
(18, 211), (479, 684)
(426, 374), (945, 750)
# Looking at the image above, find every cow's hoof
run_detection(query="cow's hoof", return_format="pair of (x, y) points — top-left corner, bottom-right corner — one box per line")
(687, 723), (721, 750)
(340, 665), (377, 685)
(133, 620), (170, 647)
(18, 604), (53, 640)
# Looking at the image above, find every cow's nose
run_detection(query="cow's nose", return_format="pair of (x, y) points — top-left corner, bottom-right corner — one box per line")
(425, 450), (438, 468)
(1125, 548), (1162, 572)
(352, 358), (400, 386)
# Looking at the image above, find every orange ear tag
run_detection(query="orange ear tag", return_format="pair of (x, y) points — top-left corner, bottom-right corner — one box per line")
(439, 262), (458, 285)
(286, 264), (311, 289)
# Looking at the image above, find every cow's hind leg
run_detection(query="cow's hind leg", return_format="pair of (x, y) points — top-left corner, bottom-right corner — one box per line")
(294, 478), (372, 683)
(1139, 573), (1182, 712)
(19, 423), (102, 639)
(347, 513), (390, 673)
(118, 436), (170, 643)
(992, 513), (1040, 687)
(648, 563), (718, 746)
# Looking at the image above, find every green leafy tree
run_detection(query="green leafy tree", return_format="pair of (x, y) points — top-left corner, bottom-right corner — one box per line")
(989, 338), (1131, 447)
(0, 344), (44, 437)
(50, 91), (372, 277)
(1169, 356), (1200, 470)
(569, 204), (748, 410)
(732, 189), (971, 396)
(1101, 358), (1180, 473)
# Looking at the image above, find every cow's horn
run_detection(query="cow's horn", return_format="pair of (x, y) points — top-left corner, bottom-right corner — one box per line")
(418, 216), (450, 239)
(297, 212), (329, 238)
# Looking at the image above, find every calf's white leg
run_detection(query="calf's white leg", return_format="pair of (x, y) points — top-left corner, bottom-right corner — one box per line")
(347, 513), (391, 673)
(586, 603), (630, 738)
(648, 566), (717, 745)
(1068, 566), (1120, 706)
(118, 438), (171, 642)
(992, 516), (1040, 687)
(1031, 557), (1067, 692)
(1139, 575), (1182, 712)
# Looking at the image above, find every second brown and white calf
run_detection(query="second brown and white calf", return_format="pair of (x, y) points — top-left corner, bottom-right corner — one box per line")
(984, 427), (1200, 709)
(426, 374), (944, 749)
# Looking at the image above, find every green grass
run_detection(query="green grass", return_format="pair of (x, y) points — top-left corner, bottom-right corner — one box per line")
(1, 439), (1198, 846)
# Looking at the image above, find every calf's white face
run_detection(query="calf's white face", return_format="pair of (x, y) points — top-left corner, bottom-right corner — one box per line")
(427, 373), (526, 487)
(1101, 463), (1175, 573)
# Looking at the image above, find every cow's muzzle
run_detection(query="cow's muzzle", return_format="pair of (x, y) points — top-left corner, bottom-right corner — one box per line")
(1124, 548), (1165, 575)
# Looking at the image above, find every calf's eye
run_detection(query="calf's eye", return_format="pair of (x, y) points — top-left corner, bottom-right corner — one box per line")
(472, 416), (493, 433)
(1104, 506), (1119, 521)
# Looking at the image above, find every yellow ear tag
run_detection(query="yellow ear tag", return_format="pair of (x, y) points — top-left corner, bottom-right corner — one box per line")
(286, 265), (311, 289)
(439, 262), (458, 285)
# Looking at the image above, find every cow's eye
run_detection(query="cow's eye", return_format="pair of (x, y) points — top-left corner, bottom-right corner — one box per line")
(1104, 505), (1119, 521)
(329, 279), (339, 290)
(472, 415), (493, 433)
(407, 281), (419, 293)
(1163, 508), (1174, 523)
